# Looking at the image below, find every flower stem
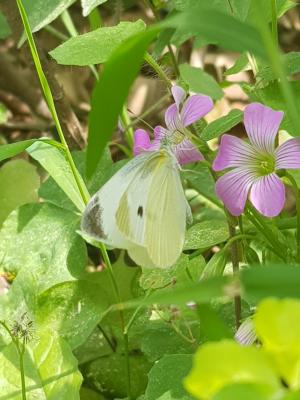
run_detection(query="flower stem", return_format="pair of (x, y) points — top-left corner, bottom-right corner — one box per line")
(285, 172), (300, 262)
(144, 52), (172, 89)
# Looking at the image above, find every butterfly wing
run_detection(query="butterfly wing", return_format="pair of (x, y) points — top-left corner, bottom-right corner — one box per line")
(81, 152), (152, 249)
(116, 151), (187, 268)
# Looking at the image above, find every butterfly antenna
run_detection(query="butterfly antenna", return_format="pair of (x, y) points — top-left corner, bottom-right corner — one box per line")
(127, 108), (155, 132)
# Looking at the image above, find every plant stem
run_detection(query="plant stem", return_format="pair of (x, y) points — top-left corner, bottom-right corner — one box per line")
(19, 339), (27, 400)
(97, 324), (116, 352)
(271, 0), (278, 47)
(88, 7), (102, 30)
(225, 211), (241, 329)
(144, 52), (172, 89)
(285, 172), (300, 262)
(99, 244), (132, 400)
(121, 105), (134, 148)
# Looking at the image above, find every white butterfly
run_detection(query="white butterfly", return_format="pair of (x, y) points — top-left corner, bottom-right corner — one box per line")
(81, 149), (192, 268)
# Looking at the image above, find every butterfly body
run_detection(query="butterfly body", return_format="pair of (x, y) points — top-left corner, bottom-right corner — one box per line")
(81, 149), (190, 268)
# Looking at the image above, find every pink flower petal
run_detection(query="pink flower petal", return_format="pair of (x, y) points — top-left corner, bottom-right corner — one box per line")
(250, 173), (285, 217)
(171, 85), (186, 107)
(133, 129), (151, 156)
(275, 138), (300, 169)
(154, 125), (168, 140)
(165, 103), (181, 131)
(244, 103), (284, 153)
(174, 139), (204, 165)
(181, 95), (213, 127)
(215, 167), (257, 216)
(213, 134), (258, 171)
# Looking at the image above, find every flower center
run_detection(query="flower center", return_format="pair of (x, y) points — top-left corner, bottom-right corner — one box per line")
(256, 154), (275, 176)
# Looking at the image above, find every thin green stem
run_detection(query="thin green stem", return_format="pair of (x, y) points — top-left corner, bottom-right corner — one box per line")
(88, 7), (102, 30)
(0, 322), (26, 399)
(271, 0), (278, 47)
(44, 25), (68, 41)
(97, 324), (116, 352)
(285, 172), (300, 262)
(144, 52), (172, 89)
(99, 244), (132, 400)
(121, 105), (134, 148)
(16, 0), (90, 206)
(223, 233), (255, 251)
(124, 290), (153, 335)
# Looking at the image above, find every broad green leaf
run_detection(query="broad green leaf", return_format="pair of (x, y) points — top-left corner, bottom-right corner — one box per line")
(0, 159), (39, 226)
(197, 303), (232, 342)
(0, 139), (38, 162)
(247, 0), (296, 23)
(184, 220), (229, 250)
(127, 276), (233, 308)
(179, 64), (223, 101)
(184, 340), (281, 399)
(241, 265), (300, 302)
(246, 80), (300, 135)
(255, 298), (300, 388)
(141, 320), (199, 362)
(224, 53), (249, 76)
(0, 12), (11, 39)
(86, 28), (158, 178)
(0, 330), (82, 400)
(27, 141), (89, 212)
(212, 383), (277, 400)
(145, 354), (193, 400)
(0, 103), (8, 124)
(39, 148), (118, 212)
(50, 20), (146, 66)
(36, 280), (109, 349)
(165, 5), (266, 60)
(201, 109), (243, 141)
(80, 387), (105, 400)
(85, 353), (152, 399)
(258, 52), (300, 82)
(183, 163), (222, 208)
(0, 203), (87, 293)
(139, 254), (205, 290)
(200, 250), (227, 280)
(81, 0), (108, 16)
(23, 0), (76, 33)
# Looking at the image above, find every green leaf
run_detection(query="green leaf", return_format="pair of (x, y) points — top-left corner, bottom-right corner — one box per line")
(197, 303), (232, 342)
(0, 159), (39, 226)
(0, 330), (82, 400)
(183, 164), (222, 208)
(0, 203), (87, 293)
(81, 0), (108, 17)
(141, 321), (199, 362)
(179, 64), (223, 101)
(184, 220), (229, 250)
(86, 28), (158, 178)
(212, 383), (277, 400)
(50, 20), (146, 66)
(80, 387), (105, 400)
(246, 80), (300, 135)
(200, 250), (227, 280)
(201, 109), (243, 141)
(165, 5), (266, 60)
(258, 52), (300, 82)
(241, 265), (300, 302)
(127, 276), (232, 308)
(23, 0), (76, 33)
(184, 340), (281, 399)
(36, 280), (109, 349)
(224, 53), (249, 76)
(255, 298), (300, 388)
(0, 139), (38, 162)
(145, 354), (193, 400)
(247, 0), (296, 23)
(0, 12), (11, 39)
(85, 352), (152, 399)
(27, 141), (89, 212)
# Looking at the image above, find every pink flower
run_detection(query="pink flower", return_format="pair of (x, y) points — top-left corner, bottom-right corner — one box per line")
(213, 103), (300, 217)
(133, 85), (213, 165)
(0, 275), (9, 295)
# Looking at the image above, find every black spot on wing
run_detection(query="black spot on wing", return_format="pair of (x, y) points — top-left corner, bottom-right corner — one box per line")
(82, 203), (107, 239)
(137, 206), (143, 217)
